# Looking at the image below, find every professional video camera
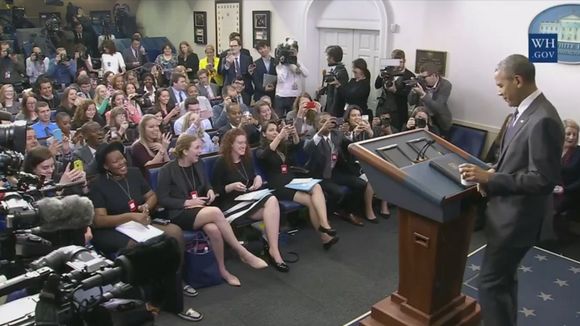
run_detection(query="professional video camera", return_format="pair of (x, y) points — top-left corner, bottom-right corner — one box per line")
(0, 236), (180, 325)
(275, 38), (298, 66)
(378, 58), (406, 88)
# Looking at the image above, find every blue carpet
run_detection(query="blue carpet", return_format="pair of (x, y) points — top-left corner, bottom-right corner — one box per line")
(344, 245), (580, 326)
(463, 245), (580, 325)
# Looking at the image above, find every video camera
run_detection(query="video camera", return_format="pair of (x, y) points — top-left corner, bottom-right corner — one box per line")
(378, 58), (405, 88)
(275, 38), (298, 66)
(0, 236), (179, 325)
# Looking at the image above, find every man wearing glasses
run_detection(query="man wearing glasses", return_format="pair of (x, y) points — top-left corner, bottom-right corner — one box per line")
(408, 63), (452, 137)
(220, 38), (254, 105)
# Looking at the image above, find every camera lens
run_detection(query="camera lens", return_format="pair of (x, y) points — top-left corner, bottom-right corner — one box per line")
(0, 120), (27, 154)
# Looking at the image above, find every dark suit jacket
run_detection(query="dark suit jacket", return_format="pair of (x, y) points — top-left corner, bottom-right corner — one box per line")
(303, 129), (357, 179)
(408, 77), (452, 133)
(217, 123), (260, 146)
(72, 145), (98, 177)
(157, 159), (212, 219)
(219, 53), (254, 96)
(122, 47), (149, 70)
(325, 63), (349, 117)
(485, 93), (564, 247)
(252, 56), (277, 101)
(167, 86), (187, 110)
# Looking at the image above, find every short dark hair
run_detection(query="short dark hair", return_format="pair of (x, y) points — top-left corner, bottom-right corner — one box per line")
(255, 40), (270, 50)
(55, 111), (70, 122)
(325, 45), (343, 63)
(23, 146), (53, 174)
(36, 101), (49, 112)
(229, 32), (241, 41)
(222, 85), (235, 97)
(197, 69), (208, 77)
(496, 54), (536, 83)
(391, 49), (405, 60)
(171, 73), (186, 85)
(101, 39), (117, 53)
(184, 96), (199, 107)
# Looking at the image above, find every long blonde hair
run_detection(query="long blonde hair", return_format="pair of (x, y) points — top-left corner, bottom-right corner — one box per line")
(94, 85), (108, 107)
(135, 114), (161, 157)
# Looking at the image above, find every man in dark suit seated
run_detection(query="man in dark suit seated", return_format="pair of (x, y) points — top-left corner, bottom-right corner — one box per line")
(460, 54), (564, 326)
(122, 37), (149, 71)
(72, 121), (106, 178)
(217, 102), (259, 146)
(250, 40), (277, 104)
(219, 38), (254, 105)
(168, 73), (188, 109)
(212, 85), (251, 129)
(304, 112), (366, 226)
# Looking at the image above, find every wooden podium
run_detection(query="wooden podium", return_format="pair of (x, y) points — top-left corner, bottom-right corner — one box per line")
(348, 130), (483, 326)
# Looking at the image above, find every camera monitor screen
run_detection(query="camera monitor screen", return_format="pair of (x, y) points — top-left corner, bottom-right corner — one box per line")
(376, 144), (413, 168)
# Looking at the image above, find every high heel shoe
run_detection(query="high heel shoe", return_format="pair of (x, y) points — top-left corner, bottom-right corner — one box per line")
(318, 226), (337, 236)
(264, 250), (289, 273)
(322, 236), (339, 250)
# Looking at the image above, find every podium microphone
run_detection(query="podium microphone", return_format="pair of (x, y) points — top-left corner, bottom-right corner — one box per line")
(416, 139), (437, 161)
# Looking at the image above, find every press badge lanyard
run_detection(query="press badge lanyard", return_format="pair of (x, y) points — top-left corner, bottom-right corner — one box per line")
(113, 177), (137, 212)
(236, 162), (251, 187)
(181, 166), (199, 199)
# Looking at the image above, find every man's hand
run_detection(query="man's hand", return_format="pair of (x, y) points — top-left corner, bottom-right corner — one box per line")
(413, 83), (426, 98)
(458, 164), (495, 185)
(319, 117), (337, 134)
(553, 185), (564, 194)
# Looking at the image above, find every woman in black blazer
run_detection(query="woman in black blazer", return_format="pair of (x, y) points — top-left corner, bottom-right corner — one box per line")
(553, 119), (580, 239)
(257, 121), (339, 250)
(157, 134), (267, 286)
(177, 41), (200, 81)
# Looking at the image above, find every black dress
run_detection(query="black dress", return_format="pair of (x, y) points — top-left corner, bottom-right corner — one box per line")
(256, 143), (299, 201)
(211, 156), (271, 224)
(340, 78), (372, 119)
(178, 53), (200, 81)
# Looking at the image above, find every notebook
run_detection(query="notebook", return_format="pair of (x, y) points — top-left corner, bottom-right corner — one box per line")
(428, 153), (486, 187)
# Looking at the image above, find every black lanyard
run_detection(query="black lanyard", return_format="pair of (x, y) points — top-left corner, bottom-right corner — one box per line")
(235, 161), (251, 187)
(181, 166), (197, 192)
(113, 177), (132, 201)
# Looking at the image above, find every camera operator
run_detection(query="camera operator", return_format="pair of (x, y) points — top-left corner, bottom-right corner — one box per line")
(321, 45), (349, 117)
(0, 41), (25, 90)
(408, 63), (452, 137)
(25, 46), (49, 84)
(375, 49), (415, 130)
(371, 112), (398, 137)
(275, 38), (309, 117)
(402, 106), (440, 135)
(47, 47), (77, 90)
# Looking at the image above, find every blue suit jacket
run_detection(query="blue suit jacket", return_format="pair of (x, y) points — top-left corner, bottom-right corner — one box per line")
(219, 53), (254, 95)
(252, 57), (277, 101)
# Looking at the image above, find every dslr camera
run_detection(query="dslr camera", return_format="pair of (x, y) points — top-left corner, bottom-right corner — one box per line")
(275, 38), (298, 66)
(404, 76), (427, 89)
(30, 52), (45, 62)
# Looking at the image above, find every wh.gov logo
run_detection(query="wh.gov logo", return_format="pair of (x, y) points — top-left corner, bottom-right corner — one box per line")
(528, 4), (580, 64)
(528, 34), (558, 62)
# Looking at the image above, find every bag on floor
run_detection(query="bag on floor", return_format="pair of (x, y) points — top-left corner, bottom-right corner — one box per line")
(183, 231), (223, 288)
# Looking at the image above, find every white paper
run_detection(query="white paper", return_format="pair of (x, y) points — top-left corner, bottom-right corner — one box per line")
(262, 74), (277, 88)
(115, 221), (164, 243)
(235, 189), (272, 201)
(226, 199), (267, 223)
(289, 178), (312, 184)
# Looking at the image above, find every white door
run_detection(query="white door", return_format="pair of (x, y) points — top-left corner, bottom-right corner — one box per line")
(319, 28), (381, 113)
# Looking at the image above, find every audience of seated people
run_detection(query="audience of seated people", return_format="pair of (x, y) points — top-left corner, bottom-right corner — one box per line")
(4, 24), (576, 324)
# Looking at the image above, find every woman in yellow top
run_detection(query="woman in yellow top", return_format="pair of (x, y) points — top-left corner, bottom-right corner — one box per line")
(198, 44), (223, 86)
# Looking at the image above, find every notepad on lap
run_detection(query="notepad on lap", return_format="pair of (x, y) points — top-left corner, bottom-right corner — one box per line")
(115, 221), (164, 242)
(285, 178), (321, 192)
(235, 189), (273, 201)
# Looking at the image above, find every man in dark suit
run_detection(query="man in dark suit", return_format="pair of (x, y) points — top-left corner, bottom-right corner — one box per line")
(219, 38), (254, 105)
(375, 49), (415, 130)
(72, 121), (105, 178)
(217, 102), (259, 146)
(408, 62), (452, 136)
(197, 69), (219, 100)
(322, 45), (349, 117)
(459, 54), (564, 326)
(251, 40), (277, 103)
(122, 37), (149, 71)
(168, 73), (188, 109)
(304, 112), (366, 226)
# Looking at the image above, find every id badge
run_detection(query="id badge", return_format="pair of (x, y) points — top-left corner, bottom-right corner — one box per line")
(291, 82), (298, 90)
(331, 153), (338, 162)
(190, 191), (198, 199)
(128, 199), (137, 212)
(4, 71), (10, 79)
(281, 164), (288, 174)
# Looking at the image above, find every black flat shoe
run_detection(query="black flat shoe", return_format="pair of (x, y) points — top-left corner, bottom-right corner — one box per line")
(379, 212), (391, 219)
(323, 236), (339, 250)
(264, 250), (290, 273)
(365, 217), (379, 224)
(318, 226), (337, 236)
